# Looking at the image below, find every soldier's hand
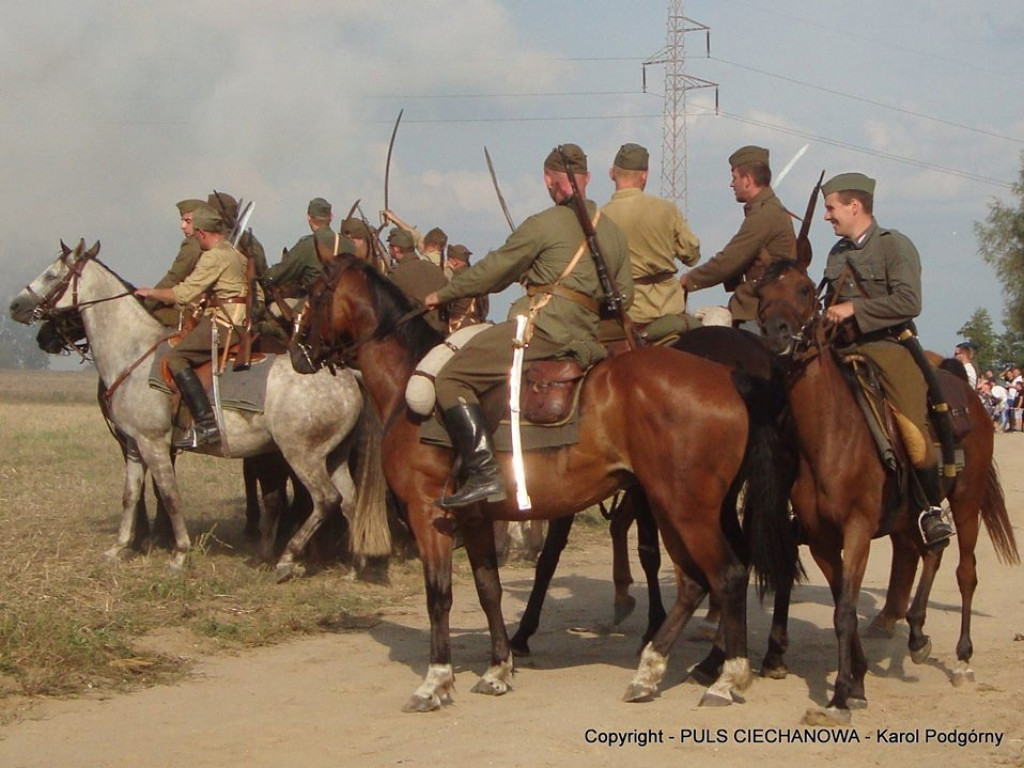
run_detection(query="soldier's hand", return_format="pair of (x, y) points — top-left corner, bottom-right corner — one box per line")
(825, 301), (855, 324)
(424, 292), (441, 309)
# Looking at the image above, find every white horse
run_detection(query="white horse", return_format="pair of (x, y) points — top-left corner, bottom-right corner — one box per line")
(9, 240), (388, 578)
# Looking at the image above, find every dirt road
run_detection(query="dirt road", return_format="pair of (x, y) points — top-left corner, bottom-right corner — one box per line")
(2, 438), (1023, 768)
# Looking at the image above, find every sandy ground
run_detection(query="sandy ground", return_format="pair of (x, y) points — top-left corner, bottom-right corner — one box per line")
(2, 438), (1023, 768)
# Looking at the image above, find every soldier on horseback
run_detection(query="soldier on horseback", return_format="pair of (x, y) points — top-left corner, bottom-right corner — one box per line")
(424, 143), (631, 508)
(135, 204), (253, 449)
(820, 171), (955, 549)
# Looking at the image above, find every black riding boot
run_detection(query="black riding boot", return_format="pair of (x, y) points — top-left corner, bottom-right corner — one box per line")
(173, 369), (221, 450)
(437, 403), (507, 508)
(912, 465), (954, 549)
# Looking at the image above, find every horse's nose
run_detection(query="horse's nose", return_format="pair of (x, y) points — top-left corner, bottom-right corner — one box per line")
(762, 315), (793, 355)
(9, 295), (35, 324)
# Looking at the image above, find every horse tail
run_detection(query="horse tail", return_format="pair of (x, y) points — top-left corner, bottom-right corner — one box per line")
(979, 460), (1020, 566)
(347, 384), (391, 558)
(731, 369), (803, 600)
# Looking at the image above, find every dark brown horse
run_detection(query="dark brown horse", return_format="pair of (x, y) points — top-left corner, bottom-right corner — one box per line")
(756, 258), (1019, 725)
(295, 256), (793, 711)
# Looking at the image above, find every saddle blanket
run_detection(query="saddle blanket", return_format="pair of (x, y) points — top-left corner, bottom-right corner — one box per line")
(418, 409), (579, 452)
(148, 342), (273, 413)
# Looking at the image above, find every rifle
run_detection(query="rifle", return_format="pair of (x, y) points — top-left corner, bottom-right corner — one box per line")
(556, 145), (641, 350)
(796, 170), (825, 269)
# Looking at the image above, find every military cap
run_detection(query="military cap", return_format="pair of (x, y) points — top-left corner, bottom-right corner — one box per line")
(544, 143), (588, 174)
(728, 145), (770, 169)
(423, 227), (447, 247)
(176, 199), (205, 215)
(447, 244), (472, 264)
(307, 197), (332, 218)
(821, 172), (876, 198)
(207, 191), (239, 222)
(191, 204), (226, 233)
(387, 228), (415, 249)
(613, 143), (649, 171)
(340, 217), (371, 240)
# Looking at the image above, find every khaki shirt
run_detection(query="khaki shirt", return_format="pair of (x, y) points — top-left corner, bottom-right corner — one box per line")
(265, 229), (330, 295)
(171, 239), (249, 327)
(437, 199), (631, 348)
(824, 220), (922, 335)
(154, 237), (202, 290)
(388, 255), (449, 334)
(686, 187), (795, 321)
(602, 187), (700, 324)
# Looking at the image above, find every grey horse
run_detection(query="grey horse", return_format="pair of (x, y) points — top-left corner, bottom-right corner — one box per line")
(9, 239), (389, 578)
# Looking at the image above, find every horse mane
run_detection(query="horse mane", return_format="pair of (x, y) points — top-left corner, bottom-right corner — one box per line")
(759, 258), (802, 284)
(327, 257), (443, 364)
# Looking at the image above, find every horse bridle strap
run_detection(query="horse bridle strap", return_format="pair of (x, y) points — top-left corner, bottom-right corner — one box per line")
(101, 336), (170, 403)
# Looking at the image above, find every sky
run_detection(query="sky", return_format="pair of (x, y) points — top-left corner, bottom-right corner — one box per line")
(3, 0), (1023, 370)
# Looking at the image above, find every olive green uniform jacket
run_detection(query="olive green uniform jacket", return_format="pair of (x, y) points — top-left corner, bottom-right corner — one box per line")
(824, 220), (933, 465)
(264, 229), (330, 295)
(388, 255), (449, 334)
(686, 187), (795, 322)
(602, 187), (700, 324)
(434, 199), (631, 410)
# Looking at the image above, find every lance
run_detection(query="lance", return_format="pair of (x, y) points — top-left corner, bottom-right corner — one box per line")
(484, 146), (516, 233)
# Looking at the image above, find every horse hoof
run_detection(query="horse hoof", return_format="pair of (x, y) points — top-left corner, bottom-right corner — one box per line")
(760, 664), (789, 680)
(910, 638), (932, 665)
(622, 683), (655, 703)
(865, 617), (897, 639)
(802, 706), (851, 726)
(849, 696), (868, 710)
(699, 689), (735, 707)
(471, 678), (510, 696)
(168, 552), (188, 572)
(275, 562), (296, 583)
(104, 546), (132, 562)
(613, 595), (637, 625)
(952, 668), (975, 687)
(402, 694), (441, 713)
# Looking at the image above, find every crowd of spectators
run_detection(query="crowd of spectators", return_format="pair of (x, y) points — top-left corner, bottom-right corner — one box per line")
(959, 341), (1024, 432)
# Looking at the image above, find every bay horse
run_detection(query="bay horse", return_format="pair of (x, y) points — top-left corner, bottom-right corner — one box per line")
(756, 257), (1019, 725)
(295, 255), (794, 711)
(9, 240), (389, 578)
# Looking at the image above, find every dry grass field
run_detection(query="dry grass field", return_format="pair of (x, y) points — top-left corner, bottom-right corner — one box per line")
(0, 368), (434, 720)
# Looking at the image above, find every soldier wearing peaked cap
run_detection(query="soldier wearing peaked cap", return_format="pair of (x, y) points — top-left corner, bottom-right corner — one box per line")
(421, 226), (448, 270)
(387, 227), (448, 334)
(446, 244), (489, 331)
(135, 205), (253, 449)
(264, 197), (340, 297)
(820, 171), (954, 549)
(340, 217), (375, 264)
(683, 145), (796, 328)
(206, 190), (269, 279)
(602, 142), (701, 330)
(144, 198), (207, 327)
(423, 143), (631, 509)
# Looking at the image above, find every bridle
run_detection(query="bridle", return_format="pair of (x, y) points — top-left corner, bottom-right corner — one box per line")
(292, 259), (428, 373)
(756, 269), (840, 365)
(24, 246), (134, 322)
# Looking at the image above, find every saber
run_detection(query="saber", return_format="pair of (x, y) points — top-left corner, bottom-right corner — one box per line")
(774, 143), (809, 190)
(509, 314), (531, 511)
(211, 320), (230, 456)
(383, 109), (404, 215)
(485, 146), (516, 232)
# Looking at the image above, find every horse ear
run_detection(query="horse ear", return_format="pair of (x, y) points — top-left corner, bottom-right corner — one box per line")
(60, 239), (72, 256)
(795, 236), (813, 272)
(86, 240), (101, 259)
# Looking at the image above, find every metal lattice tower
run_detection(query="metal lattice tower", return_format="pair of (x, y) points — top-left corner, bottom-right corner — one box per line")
(643, 2), (717, 213)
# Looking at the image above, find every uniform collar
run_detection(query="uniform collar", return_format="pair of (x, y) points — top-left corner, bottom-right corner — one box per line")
(610, 187), (643, 200)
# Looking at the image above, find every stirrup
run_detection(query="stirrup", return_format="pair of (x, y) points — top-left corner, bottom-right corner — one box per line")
(917, 507), (954, 549)
(436, 476), (507, 508)
(173, 423), (221, 451)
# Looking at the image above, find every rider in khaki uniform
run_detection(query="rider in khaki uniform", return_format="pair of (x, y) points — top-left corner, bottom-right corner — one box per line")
(144, 199), (205, 327)
(386, 228), (448, 334)
(682, 145), (796, 326)
(424, 143), (631, 508)
(135, 205), (251, 449)
(821, 172), (954, 548)
(445, 244), (489, 331)
(602, 142), (700, 326)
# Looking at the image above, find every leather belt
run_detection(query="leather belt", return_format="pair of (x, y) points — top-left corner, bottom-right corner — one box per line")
(527, 283), (600, 314)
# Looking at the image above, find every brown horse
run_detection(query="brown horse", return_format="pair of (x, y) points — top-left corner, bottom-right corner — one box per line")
(756, 258), (1019, 725)
(294, 256), (793, 712)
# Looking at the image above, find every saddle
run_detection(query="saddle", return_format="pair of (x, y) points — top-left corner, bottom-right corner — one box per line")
(479, 359), (587, 429)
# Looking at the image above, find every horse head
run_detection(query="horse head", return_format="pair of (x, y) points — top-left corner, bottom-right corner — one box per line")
(9, 239), (101, 324)
(756, 259), (819, 357)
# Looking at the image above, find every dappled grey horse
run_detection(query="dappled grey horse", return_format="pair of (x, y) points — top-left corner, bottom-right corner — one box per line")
(9, 240), (389, 578)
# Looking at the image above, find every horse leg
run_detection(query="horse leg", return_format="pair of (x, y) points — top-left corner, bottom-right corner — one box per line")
(136, 442), (191, 570)
(107, 452), (147, 561)
(634, 497), (665, 648)
(249, 453), (289, 565)
(951, 497), (982, 686)
(525, 520), (545, 561)
(462, 516), (514, 696)
(760, 575), (794, 679)
(404, 511), (456, 712)
(609, 491), (637, 624)
(906, 547), (943, 663)
(242, 456), (261, 542)
(273, 453), (344, 580)
(867, 533), (919, 638)
(509, 515), (575, 657)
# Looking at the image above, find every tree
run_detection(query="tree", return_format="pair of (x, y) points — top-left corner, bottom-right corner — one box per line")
(975, 154), (1024, 335)
(0, 314), (50, 370)
(957, 307), (997, 373)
